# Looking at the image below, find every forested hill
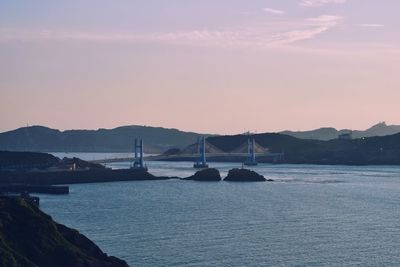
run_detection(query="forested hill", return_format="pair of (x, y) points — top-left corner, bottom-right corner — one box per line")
(281, 122), (400, 141)
(0, 125), (211, 153)
(206, 133), (400, 165)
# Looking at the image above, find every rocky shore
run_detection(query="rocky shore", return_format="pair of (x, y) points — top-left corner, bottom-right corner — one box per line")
(181, 168), (273, 182)
(0, 197), (129, 267)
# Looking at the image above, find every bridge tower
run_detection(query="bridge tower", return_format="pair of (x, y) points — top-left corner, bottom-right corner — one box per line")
(132, 138), (148, 171)
(244, 137), (258, 166)
(193, 136), (208, 169)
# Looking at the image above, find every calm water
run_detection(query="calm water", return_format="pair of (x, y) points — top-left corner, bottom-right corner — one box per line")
(40, 161), (400, 266)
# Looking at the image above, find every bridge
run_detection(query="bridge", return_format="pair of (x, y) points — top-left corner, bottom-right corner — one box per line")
(91, 152), (285, 164)
(90, 137), (285, 165)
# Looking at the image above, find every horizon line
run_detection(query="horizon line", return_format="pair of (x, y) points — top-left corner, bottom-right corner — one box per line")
(0, 121), (394, 136)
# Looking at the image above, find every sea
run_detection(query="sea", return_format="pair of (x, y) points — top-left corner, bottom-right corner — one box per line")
(39, 153), (400, 266)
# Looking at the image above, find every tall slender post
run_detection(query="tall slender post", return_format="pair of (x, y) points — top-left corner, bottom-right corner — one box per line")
(132, 138), (147, 170)
(134, 138), (138, 159)
(201, 136), (206, 164)
(140, 139), (144, 168)
(247, 138), (251, 158)
(252, 138), (256, 162)
(194, 136), (208, 169)
(197, 137), (201, 155)
(244, 136), (258, 166)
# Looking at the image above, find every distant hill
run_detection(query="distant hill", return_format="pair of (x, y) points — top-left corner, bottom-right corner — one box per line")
(0, 125), (212, 153)
(204, 132), (400, 165)
(281, 122), (400, 141)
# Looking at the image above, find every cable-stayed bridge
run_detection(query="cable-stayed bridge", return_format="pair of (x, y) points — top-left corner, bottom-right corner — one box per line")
(91, 139), (284, 164)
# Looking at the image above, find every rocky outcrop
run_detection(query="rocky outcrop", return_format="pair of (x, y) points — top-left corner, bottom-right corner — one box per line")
(183, 168), (221, 181)
(0, 197), (129, 267)
(224, 168), (266, 182)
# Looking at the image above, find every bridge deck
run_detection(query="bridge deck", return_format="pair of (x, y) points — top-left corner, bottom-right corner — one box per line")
(91, 152), (285, 164)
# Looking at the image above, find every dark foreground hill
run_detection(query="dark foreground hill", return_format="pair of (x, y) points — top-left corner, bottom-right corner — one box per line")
(0, 197), (128, 267)
(205, 132), (400, 165)
(0, 125), (212, 153)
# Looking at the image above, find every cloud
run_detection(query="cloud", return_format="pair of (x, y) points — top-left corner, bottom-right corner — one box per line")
(271, 16), (341, 45)
(306, 15), (342, 24)
(358, 24), (384, 28)
(300, 0), (348, 7)
(0, 15), (342, 49)
(263, 8), (286, 15)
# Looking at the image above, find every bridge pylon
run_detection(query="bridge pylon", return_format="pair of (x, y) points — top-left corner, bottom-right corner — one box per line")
(244, 137), (258, 166)
(193, 136), (209, 169)
(131, 138), (148, 171)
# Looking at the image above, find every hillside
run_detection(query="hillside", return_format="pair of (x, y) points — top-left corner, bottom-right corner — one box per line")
(205, 133), (400, 165)
(281, 122), (400, 141)
(0, 151), (105, 171)
(0, 197), (128, 267)
(0, 151), (60, 170)
(0, 125), (212, 153)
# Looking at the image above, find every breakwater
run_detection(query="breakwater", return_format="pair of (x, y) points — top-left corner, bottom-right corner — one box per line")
(0, 168), (169, 186)
(0, 184), (69, 195)
(0, 167), (271, 186)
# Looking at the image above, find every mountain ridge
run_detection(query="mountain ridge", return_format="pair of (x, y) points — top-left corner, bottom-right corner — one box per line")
(0, 125), (213, 153)
(203, 132), (400, 165)
(280, 122), (400, 141)
(1, 122), (400, 153)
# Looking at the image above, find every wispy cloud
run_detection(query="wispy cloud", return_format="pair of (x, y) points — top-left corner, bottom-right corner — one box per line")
(306, 15), (342, 24)
(300, 0), (348, 7)
(0, 15), (342, 49)
(263, 8), (286, 15)
(358, 24), (384, 28)
(274, 15), (342, 45)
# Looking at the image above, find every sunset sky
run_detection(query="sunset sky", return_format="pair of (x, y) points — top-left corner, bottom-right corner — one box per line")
(1, 0), (399, 134)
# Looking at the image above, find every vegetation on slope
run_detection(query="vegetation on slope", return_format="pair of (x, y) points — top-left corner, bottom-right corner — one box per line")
(0, 197), (128, 267)
(206, 133), (400, 165)
(0, 125), (212, 153)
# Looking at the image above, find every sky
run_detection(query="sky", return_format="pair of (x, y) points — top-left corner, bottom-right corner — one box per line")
(0, 0), (399, 134)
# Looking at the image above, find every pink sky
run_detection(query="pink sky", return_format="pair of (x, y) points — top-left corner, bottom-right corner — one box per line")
(1, 0), (399, 134)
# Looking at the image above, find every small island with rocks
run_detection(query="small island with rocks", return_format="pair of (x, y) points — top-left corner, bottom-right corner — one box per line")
(183, 168), (222, 181)
(224, 168), (268, 182)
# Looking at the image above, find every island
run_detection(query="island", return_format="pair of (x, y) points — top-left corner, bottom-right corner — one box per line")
(182, 168), (222, 181)
(224, 168), (267, 182)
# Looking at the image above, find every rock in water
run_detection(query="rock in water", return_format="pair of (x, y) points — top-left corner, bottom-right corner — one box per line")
(0, 197), (129, 267)
(224, 168), (266, 182)
(183, 168), (222, 181)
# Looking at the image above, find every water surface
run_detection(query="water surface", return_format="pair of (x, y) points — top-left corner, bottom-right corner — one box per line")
(40, 162), (400, 266)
